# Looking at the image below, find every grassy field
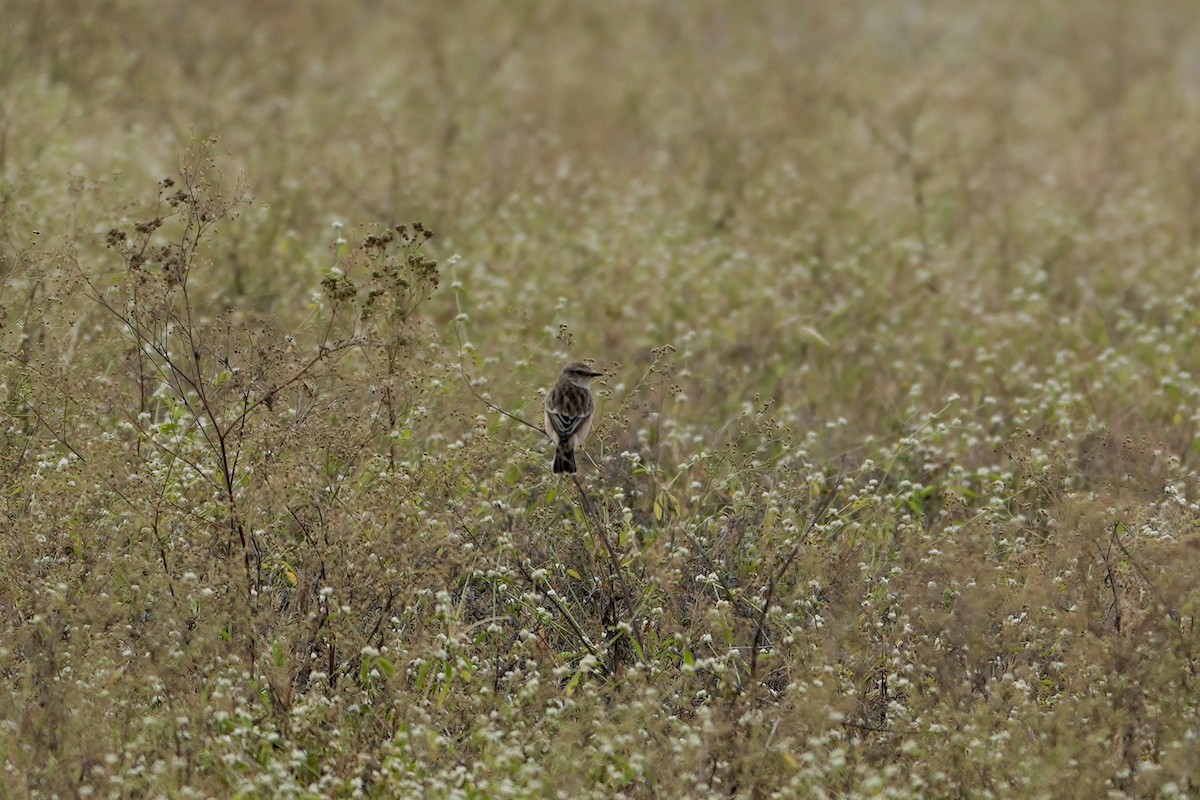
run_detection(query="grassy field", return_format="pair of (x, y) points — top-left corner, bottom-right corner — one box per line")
(3, 1), (1200, 797)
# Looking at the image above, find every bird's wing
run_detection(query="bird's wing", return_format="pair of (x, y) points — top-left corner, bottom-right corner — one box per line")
(546, 383), (594, 445)
(546, 407), (588, 441)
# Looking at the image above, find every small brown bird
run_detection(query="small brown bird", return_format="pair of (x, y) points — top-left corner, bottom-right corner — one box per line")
(544, 361), (602, 474)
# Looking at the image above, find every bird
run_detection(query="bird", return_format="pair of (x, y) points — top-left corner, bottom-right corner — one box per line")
(544, 361), (602, 474)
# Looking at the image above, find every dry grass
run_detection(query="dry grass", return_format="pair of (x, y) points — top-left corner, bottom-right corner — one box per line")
(3, 1), (1200, 797)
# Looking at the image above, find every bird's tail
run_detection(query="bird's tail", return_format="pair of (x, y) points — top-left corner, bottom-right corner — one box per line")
(552, 446), (577, 474)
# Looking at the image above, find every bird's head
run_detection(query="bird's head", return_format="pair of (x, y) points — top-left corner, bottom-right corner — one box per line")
(561, 361), (603, 386)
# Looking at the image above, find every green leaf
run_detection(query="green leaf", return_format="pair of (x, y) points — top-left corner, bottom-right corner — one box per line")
(653, 492), (668, 521)
(564, 667), (584, 696)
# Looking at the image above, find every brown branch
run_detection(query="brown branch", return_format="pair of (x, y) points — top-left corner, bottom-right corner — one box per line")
(1108, 520), (1180, 625)
(149, 464), (179, 604)
(219, 339), (357, 441)
(571, 473), (647, 664)
(748, 467), (845, 683)
(514, 556), (605, 665)
(453, 318), (545, 437)
(1098, 526), (1123, 635)
(450, 506), (605, 667)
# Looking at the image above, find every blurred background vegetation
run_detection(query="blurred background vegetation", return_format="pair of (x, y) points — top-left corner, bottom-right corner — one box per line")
(3, 1), (1200, 797)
